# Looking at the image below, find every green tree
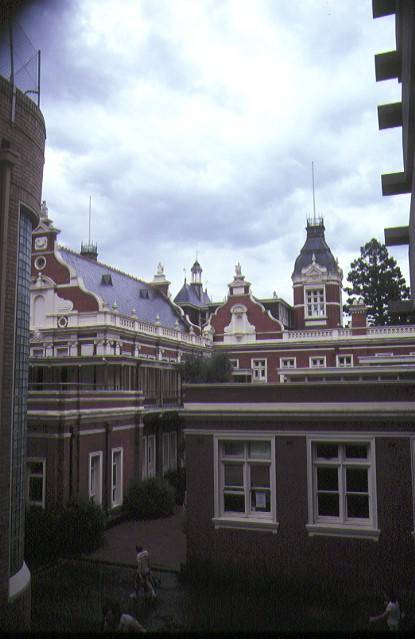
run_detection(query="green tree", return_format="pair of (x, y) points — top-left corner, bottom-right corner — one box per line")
(176, 352), (232, 383)
(344, 238), (410, 325)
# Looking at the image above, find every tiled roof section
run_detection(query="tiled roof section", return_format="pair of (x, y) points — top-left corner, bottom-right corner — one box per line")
(59, 247), (188, 329)
(292, 220), (339, 277)
(174, 282), (211, 307)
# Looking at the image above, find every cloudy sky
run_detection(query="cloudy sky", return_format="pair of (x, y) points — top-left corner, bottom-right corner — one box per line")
(8, 0), (410, 304)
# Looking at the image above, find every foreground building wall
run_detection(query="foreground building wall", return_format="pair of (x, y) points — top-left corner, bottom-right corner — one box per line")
(183, 382), (415, 595)
(0, 75), (45, 629)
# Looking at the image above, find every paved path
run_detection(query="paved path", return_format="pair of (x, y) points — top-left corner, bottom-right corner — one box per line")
(86, 507), (186, 572)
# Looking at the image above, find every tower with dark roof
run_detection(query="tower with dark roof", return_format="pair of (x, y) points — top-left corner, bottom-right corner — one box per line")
(174, 259), (211, 327)
(292, 218), (343, 329)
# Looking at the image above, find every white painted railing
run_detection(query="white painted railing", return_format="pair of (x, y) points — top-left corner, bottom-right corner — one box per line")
(31, 307), (210, 347)
(283, 328), (352, 340)
(367, 325), (415, 336)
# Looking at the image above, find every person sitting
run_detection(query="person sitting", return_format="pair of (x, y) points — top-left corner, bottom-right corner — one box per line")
(102, 600), (146, 634)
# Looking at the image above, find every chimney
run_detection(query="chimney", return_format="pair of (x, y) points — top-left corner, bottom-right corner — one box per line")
(350, 298), (368, 335)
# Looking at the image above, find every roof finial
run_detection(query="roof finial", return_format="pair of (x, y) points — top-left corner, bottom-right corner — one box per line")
(88, 195), (92, 244)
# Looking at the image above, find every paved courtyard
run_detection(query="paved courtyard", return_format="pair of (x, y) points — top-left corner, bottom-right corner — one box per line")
(86, 507), (186, 572)
(30, 510), (415, 636)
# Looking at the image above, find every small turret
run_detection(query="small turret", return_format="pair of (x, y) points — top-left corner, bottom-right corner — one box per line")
(174, 258), (211, 328)
(80, 196), (98, 260)
(80, 241), (98, 261)
(191, 259), (202, 285)
(292, 218), (343, 329)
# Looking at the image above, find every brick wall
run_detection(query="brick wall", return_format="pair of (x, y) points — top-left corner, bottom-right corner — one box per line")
(0, 76), (45, 626)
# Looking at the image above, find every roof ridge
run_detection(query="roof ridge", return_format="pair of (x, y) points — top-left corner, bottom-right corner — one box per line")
(58, 244), (151, 286)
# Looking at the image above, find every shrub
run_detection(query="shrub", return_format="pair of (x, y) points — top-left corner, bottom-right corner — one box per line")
(164, 467), (186, 505)
(25, 505), (62, 565)
(60, 496), (106, 554)
(123, 477), (175, 519)
(25, 497), (105, 567)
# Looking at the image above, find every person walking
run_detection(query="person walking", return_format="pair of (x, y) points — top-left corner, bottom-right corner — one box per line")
(369, 589), (401, 632)
(135, 545), (156, 599)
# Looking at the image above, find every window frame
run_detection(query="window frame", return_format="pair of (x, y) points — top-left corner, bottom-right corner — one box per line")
(169, 431), (177, 471)
(89, 451), (103, 505)
(111, 447), (123, 508)
(304, 286), (326, 318)
(309, 356), (326, 368)
(146, 434), (156, 478)
(280, 357), (296, 369)
(229, 359), (239, 369)
(213, 435), (278, 533)
(27, 457), (46, 508)
(251, 358), (267, 383)
(163, 431), (178, 473)
(336, 354), (353, 367)
(142, 435), (148, 479)
(306, 436), (379, 540)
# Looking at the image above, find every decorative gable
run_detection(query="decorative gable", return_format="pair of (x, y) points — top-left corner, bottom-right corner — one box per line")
(223, 304), (256, 344)
(293, 254), (328, 284)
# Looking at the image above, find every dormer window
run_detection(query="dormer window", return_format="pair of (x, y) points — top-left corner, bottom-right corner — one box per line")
(101, 274), (113, 285)
(140, 289), (150, 299)
(305, 287), (325, 318)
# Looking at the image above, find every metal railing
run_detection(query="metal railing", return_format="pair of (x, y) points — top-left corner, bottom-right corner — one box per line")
(0, 21), (41, 108)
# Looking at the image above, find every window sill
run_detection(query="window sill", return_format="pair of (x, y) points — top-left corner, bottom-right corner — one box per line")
(213, 516), (279, 534)
(306, 523), (380, 541)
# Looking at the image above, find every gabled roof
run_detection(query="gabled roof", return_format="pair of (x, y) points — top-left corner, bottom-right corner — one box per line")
(59, 247), (187, 330)
(174, 282), (211, 307)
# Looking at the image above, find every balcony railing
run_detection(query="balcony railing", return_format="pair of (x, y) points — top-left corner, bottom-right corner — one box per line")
(31, 308), (209, 347)
(28, 382), (181, 409)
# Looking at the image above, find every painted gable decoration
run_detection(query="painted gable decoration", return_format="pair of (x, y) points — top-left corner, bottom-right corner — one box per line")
(206, 265), (284, 343)
(300, 258), (328, 283)
(224, 304), (256, 343)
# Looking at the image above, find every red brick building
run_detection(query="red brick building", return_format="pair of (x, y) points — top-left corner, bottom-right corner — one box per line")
(204, 218), (415, 384)
(182, 219), (415, 596)
(183, 379), (415, 595)
(174, 2), (410, 596)
(0, 74), (45, 628)
(27, 205), (209, 512)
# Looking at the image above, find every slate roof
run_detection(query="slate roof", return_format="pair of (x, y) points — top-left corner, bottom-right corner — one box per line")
(174, 282), (211, 307)
(292, 220), (339, 277)
(59, 247), (188, 330)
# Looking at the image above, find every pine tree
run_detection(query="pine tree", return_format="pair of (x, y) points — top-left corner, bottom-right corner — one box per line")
(344, 238), (410, 325)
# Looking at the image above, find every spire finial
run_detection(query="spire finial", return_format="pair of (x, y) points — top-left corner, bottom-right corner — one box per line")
(312, 161), (317, 224)
(88, 195), (92, 244)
